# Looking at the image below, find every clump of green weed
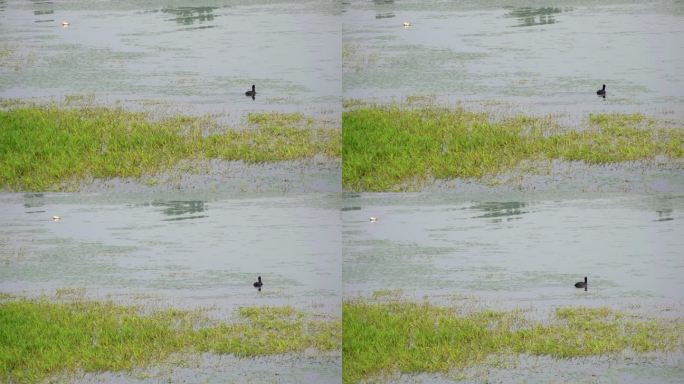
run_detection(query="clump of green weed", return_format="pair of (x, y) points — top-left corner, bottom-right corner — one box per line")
(0, 106), (340, 191)
(0, 297), (341, 383)
(342, 105), (683, 191)
(343, 299), (682, 383)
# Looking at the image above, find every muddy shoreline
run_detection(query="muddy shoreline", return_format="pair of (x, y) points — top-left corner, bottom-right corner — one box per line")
(424, 158), (684, 194)
(69, 156), (341, 194)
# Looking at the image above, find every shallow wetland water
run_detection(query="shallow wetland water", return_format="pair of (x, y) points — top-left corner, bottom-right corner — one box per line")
(0, 0), (341, 123)
(2, 1), (683, 383)
(0, 192), (342, 382)
(343, 0), (684, 122)
(1, 192), (341, 317)
(343, 192), (684, 382)
(344, 192), (684, 316)
(0, 1), (344, 382)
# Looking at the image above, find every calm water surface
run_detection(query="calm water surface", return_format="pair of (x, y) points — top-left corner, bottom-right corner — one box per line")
(0, 192), (341, 317)
(343, 0), (684, 120)
(0, 0), (341, 122)
(344, 193), (684, 317)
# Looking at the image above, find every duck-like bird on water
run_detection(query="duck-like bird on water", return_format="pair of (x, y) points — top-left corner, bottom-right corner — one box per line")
(245, 84), (256, 100)
(253, 276), (263, 291)
(575, 276), (587, 291)
(597, 84), (606, 98)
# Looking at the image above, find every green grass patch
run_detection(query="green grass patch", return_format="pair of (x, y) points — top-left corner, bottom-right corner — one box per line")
(0, 44), (10, 59)
(343, 299), (683, 383)
(0, 297), (341, 383)
(246, 111), (312, 127)
(342, 104), (684, 191)
(0, 105), (340, 191)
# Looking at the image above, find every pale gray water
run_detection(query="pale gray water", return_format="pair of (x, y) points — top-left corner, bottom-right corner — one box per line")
(343, 0), (684, 121)
(397, 353), (684, 384)
(0, 192), (341, 318)
(0, 0), (341, 123)
(72, 353), (342, 384)
(343, 193), (684, 317)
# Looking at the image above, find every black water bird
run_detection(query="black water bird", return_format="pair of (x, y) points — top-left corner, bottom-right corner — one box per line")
(597, 84), (606, 98)
(245, 84), (256, 100)
(253, 276), (263, 291)
(575, 276), (587, 291)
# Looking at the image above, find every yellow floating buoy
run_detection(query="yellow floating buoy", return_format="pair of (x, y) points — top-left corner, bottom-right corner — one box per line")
(52, 215), (61, 221)
(403, 21), (412, 28)
(369, 217), (378, 222)
(61, 21), (70, 27)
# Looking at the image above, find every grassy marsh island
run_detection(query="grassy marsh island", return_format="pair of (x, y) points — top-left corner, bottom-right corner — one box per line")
(0, 103), (340, 191)
(342, 298), (684, 383)
(342, 102), (684, 192)
(0, 295), (341, 383)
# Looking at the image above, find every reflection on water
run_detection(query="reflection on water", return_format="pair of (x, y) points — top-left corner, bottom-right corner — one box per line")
(151, 200), (206, 216)
(150, 200), (208, 221)
(470, 201), (528, 219)
(343, 193), (684, 315)
(30, 0), (54, 23)
(0, 193), (341, 317)
(22, 193), (45, 208)
(655, 208), (674, 222)
(375, 12), (395, 19)
(163, 214), (209, 222)
(504, 7), (565, 27)
(371, 0), (395, 19)
(162, 7), (217, 25)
